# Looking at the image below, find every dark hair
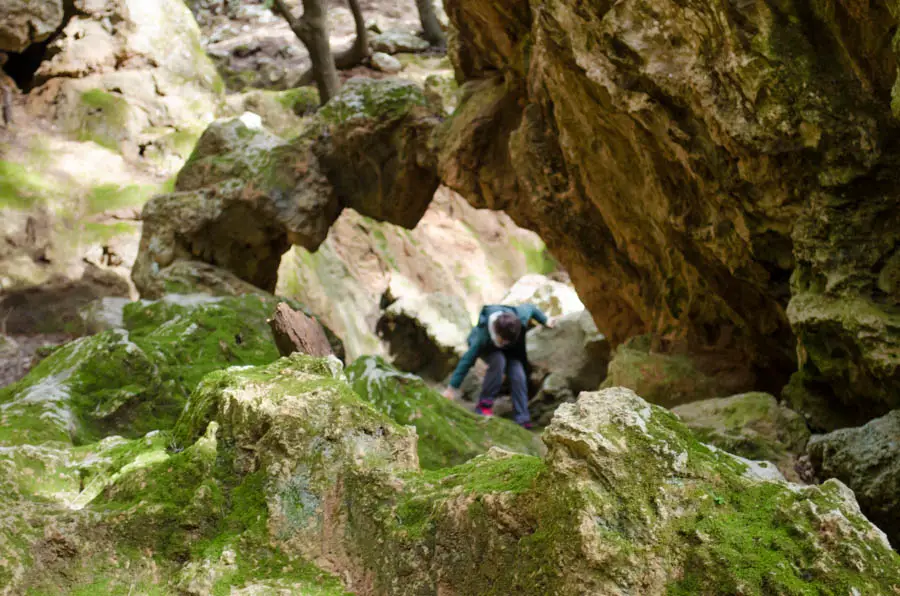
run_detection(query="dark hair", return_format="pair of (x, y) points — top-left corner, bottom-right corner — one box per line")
(493, 312), (522, 344)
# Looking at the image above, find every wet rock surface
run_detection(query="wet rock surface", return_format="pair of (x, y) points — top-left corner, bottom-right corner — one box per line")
(808, 410), (900, 548)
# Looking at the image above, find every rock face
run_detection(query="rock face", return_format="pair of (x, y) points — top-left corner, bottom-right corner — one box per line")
(808, 410), (900, 548)
(525, 309), (610, 425)
(375, 289), (471, 381)
(133, 78), (441, 297)
(673, 392), (811, 483)
(439, 0), (900, 425)
(1, 0), (224, 297)
(28, 0), (223, 165)
(602, 335), (754, 408)
(0, 1), (64, 53)
(277, 188), (553, 361)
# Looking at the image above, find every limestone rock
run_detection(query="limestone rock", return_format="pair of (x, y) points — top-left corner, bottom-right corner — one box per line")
(78, 296), (132, 334)
(672, 392), (811, 483)
(0, 263), (131, 335)
(439, 0), (900, 422)
(277, 188), (552, 361)
(346, 355), (540, 469)
(370, 30), (430, 54)
(375, 290), (470, 381)
(501, 273), (584, 318)
(0, 0), (65, 52)
(371, 52), (403, 74)
(28, 0), (223, 165)
(808, 410), (900, 548)
(134, 78), (442, 297)
(601, 335), (756, 409)
(315, 77), (441, 228)
(526, 309), (610, 425)
(224, 87), (319, 138)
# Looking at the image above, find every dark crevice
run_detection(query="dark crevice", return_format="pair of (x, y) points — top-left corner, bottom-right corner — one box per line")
(1, 0), (77, 92)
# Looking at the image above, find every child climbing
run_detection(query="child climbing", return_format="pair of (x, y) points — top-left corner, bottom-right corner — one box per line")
(442, 304), (553, 429)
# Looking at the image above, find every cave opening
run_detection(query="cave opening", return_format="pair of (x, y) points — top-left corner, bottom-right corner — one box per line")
(2, 38), (55, 92)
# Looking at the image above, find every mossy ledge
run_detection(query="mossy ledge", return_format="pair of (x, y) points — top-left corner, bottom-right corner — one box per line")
(3, 346), (899, 593)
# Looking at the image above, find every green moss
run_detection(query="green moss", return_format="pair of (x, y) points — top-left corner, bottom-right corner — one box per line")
(346, 356), (540, 469)
(510, 236), (557, 275)
(0, 160), (59, 209)
(123, 294), (282, 395)
(276, 87), (321, 115)
(318, 79), (429, 125)
(75, 90), (132, 153)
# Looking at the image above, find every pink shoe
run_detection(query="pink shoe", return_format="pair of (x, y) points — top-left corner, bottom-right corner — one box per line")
(476, 405), (494, 417)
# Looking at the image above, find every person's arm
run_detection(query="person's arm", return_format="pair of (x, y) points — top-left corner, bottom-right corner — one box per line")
(447, 336), (482, 390)
(528, 304), (551, 327)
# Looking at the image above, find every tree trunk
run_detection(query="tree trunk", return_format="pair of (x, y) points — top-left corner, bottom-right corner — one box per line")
(294, 0), (369, 87)
(415, 0), (445, 46)
(268, 303), (335, 358)
(273, 0), (339, 104)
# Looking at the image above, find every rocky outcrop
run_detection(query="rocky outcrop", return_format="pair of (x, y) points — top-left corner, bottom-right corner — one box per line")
(28, 0), (223, 164)
(4, 330), (900, 592)
(439, 0), (900, 425)
(525, 309), (610, 425)
(133, 78), (441, 297)
(1, 0), (224, 296)
(346, 355), (540, 469)
(673, 392), (811, 483)
(601, 335), (754, 408)
(277, 188), (553, 360)
(375, 288), (470, 381)
(0, 0), (64, 53)
(808, 410), (900, 548)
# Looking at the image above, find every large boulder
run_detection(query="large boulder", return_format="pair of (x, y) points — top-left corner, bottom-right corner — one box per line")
(438, 0), (900, 426)
(4, 351), (900, 592)
(0, 0), (65, 53)
(601, 335), (754, 409)
(524, 309), (610, 425)
(133, 78), (442, 297)
(346, 355), (540, 469)
(28, 0), (223, 166)
(277, 187), (553, 361)
(672, 392), (811, 483)
(0, 292), (340, 445)
(375, 289), (470, 381)
(807, 410), (900, 548)
(501, 273), (583, 318)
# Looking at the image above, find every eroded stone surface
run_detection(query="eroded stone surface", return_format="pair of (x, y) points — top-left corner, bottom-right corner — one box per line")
(808, 410), (900, 548)
(439, 0), (900, 423)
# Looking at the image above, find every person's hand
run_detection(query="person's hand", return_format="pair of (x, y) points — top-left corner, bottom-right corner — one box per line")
(545, 318), (556, 329)
(442, 386), (460, 400)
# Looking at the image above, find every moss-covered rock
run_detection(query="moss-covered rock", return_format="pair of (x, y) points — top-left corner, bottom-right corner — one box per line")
(5, 351), (900, 593)
(134, 78), (442, 297)
(601, 335), (752, 409)
(346, 355), (540, 469)
(672, 392), (811, 482)
(808, 410), (900, 548)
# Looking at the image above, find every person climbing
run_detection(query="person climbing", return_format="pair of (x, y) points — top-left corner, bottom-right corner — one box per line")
(442, 304), (553, 429)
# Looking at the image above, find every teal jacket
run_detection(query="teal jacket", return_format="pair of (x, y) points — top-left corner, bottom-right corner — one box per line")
(448, 304), (548, 388)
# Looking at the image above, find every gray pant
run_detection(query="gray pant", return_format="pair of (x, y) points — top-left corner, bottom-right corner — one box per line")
(478, 350), (530, 424)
